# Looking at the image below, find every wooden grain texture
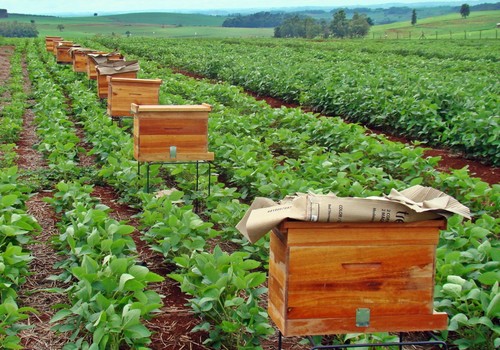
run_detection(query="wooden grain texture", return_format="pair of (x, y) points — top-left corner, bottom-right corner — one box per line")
(45, 36), (63, 52)
(96, 71), (137, 99)
(71, 49), (95, 73)
(268, 219), (447, 336)
(280, 312), (448, 336)
(53, 41), (73, 57)
(132, 103), (214, 162)
(56, 45), (78, 64)
(107, 77), (162, 117)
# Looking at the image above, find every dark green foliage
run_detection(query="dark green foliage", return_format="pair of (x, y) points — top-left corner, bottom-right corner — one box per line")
(275, 10), (371, 39)
(460, 3), (471, 18)
(223, 11), (286, 28)
(411, 9), (417, 25)
(0, 21), (37, 38)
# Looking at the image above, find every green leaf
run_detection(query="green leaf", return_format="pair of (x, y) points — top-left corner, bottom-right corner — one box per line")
(110, 258), (129, 276)
(1, 194), (18, 207)
(478, 271), (500, 286)
(50, 309), (72, 323)
(442, 283), (462, 297)
(118, 273), (135, 291)
(487, 293), (500, 318)
(123, 323), (151, 339)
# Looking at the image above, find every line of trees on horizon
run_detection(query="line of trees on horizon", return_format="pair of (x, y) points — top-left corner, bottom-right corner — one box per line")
(0, 21), (38, 37)
(274, 10), (372, 39)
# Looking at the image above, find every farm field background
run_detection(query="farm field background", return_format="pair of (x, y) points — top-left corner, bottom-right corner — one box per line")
(0, 10), (499, 350)
(2, 9), (500, 38)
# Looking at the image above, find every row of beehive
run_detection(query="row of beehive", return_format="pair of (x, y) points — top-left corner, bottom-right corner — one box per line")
(45, 36), (214, 163)
(46, 36), (449, 340)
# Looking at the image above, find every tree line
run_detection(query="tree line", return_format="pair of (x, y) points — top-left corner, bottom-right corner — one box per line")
(222, 12), (286, 28)
(0, 21), (38, 37)
(275, 10), (372, 39)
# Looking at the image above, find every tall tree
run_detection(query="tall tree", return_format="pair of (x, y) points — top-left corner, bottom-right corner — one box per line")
(330, 10), (349, 38)
(460, 4), (471, 18)
(349, 12), (371, 38)
(411, 9), (417, 25)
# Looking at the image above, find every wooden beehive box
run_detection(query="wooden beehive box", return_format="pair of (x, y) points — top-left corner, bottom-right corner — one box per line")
(95, 61), (139, 99)
(53, 40), (73, 56)
(56, 42), (79, 63)
(268, 219), (448, 337)
(71, 48), (96, 73)
(45, 36), (63, 52)
(107, 77), (162, 117)
(86, 53), (123, 80)
(132, 103), (214, 162)
(50, 39), (64, 55)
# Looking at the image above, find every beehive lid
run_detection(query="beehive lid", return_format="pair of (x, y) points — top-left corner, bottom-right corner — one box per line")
(96, 60), (139, 75)
(69, 47), (95, 57)
(108, 77), (162, 85)
(88, 52), (123, 63)
(131, 103), (211, 113)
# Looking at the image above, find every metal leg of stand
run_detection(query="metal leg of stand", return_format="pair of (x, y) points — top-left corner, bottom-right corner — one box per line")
(146, 162), (150, 193)
(399, 333), (403, 350)
(208, 162), (211, 197)
(278, 331), (283, 350)
(196, 161), (200, 192)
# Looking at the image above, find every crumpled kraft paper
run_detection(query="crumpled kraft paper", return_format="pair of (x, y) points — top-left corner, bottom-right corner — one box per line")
(96, 60), (140, 75)
(236, 185), (471, 243)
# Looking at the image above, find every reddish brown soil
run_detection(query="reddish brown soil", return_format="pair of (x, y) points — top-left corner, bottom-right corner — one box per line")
(0, 46), (14, 101)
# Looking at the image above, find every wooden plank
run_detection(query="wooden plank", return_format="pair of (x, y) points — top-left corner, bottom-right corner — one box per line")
(286, 293), (433, 319)
(287, 245), (435, 283)
(281, 312), (448, 336)
(131, 103), (211, 113)
(137, 118), (207, 136)
(269, 231), (288, 318)
(286, 227), (440, 246)
(268, 302), (286, 336)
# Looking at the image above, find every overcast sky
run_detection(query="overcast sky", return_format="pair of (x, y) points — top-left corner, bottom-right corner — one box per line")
(0, 0), (469, 14)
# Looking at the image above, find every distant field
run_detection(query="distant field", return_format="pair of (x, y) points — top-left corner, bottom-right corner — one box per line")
(370, 10), (500, 39)
(1, 13), (272, 38)
(1, 10), (499, 39)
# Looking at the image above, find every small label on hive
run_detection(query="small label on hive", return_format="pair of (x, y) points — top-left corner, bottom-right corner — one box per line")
(356, 308), (370, 327)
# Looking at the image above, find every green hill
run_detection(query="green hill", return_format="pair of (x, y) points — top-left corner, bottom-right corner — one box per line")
(0, 12), (272, 38)
(370, 10), (500, 39)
